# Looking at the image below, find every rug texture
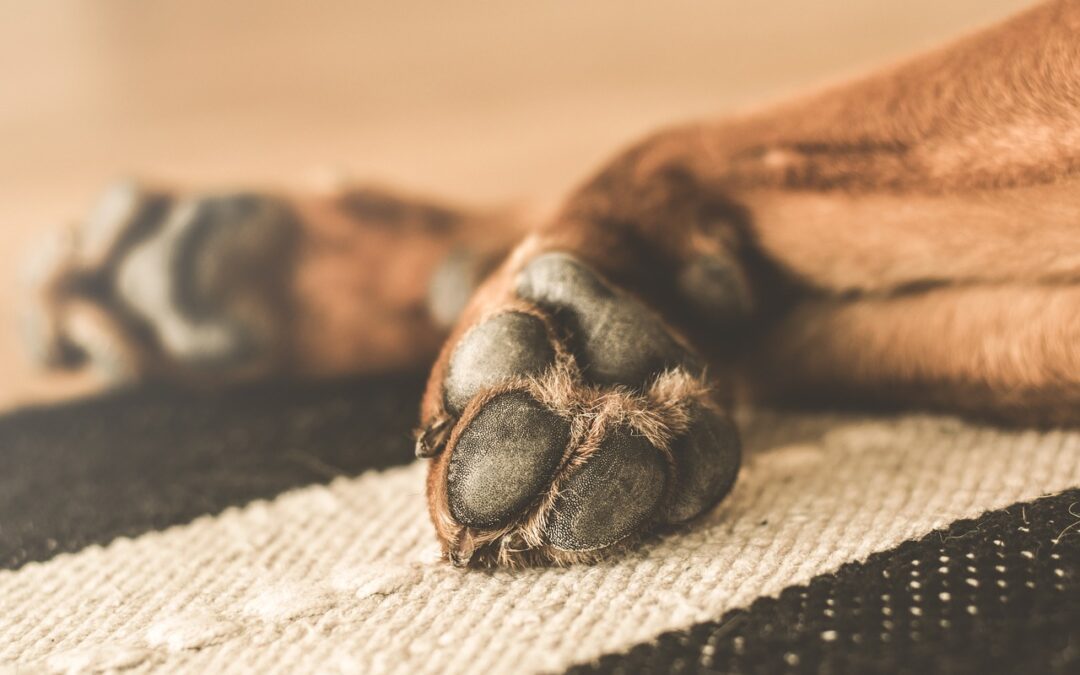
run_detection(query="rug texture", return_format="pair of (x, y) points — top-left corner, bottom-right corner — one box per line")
(0, 376), (1077, 674)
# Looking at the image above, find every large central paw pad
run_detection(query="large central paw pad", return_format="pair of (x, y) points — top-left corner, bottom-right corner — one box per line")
(423, 252), (740, 567)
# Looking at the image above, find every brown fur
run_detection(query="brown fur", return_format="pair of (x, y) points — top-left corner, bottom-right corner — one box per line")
(484, 0), (1080, 426)
(417, 0), (1080, 422)
(286, 188), (522, 376)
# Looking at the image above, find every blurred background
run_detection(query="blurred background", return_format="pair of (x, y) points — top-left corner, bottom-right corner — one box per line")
(1, 0), (1032, 409)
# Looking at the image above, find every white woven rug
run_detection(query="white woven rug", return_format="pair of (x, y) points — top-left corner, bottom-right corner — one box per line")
(3, 411), (1078, 674)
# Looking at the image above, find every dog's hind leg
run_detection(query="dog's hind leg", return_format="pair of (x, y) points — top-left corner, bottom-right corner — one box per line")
(745, 282), (1080, 426)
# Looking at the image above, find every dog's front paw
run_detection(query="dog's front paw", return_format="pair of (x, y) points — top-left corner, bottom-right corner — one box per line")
(420, 253), (741, 567)
(22, 182), (299, 382)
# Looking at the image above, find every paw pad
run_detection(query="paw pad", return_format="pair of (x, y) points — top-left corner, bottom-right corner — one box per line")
(25, 184), (299, 380)
(548, 425), (667, 551)
(444, 311), (556, 414)
(424, 252), (741, 566)
(516, 253), (701, 386)
(447, 390), (570, 528)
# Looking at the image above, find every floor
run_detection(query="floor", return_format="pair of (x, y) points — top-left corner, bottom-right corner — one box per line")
(0, 0), (1032, 409)
(3, 376), (1077, 671)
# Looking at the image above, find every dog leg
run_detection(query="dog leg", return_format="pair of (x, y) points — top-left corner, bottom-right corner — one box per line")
(419, 0), (1080, 565)
(748, 283), (1080, 426)
(25, 183), (519, 383)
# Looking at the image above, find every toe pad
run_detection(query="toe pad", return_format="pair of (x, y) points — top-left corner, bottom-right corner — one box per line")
(444, 311), (556, 414)
(516, 253), (699, 387)
(447, 391), (570, 528)
(663, 406), (741, 523)
(547, 426), (667, 551)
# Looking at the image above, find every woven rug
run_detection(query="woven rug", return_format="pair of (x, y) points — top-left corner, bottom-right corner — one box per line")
(1, 376), (1077, 673)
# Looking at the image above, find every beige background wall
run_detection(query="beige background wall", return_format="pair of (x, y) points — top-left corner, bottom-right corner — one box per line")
(0, 0), (1034, 408)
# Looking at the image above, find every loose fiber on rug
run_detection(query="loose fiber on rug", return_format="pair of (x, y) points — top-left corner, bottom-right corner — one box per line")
(0, 376), (1077, 674)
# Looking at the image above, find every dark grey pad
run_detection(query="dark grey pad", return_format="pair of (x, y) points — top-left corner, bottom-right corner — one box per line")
(516, 253), (699, 387)
(677, 254), (752, 320)
(662, 407), (741, 524)
(447, 391), (570, 528)
(169, 194), (297, 320)
(444, 311), (555, 414)
(547, 426), (667, 551)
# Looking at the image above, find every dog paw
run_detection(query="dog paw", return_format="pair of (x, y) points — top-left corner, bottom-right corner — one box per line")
(21, 182), (299, 381)
(421, 252), (741, 567)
